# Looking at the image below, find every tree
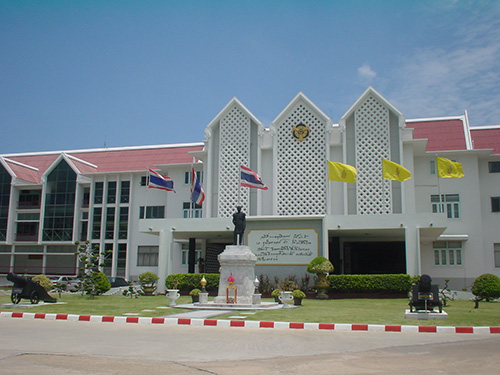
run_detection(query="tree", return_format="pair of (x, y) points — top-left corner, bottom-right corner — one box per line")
(471, 273), (500, 308)
(75, 241), (111, 298)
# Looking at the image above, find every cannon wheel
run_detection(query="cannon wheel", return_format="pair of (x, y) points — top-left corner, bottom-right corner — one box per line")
(11, 293), (21, 304)
(30, 291), (40, 305)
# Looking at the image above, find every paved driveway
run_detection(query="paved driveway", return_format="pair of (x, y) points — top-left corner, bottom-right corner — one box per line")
(0, 318), (499, 374)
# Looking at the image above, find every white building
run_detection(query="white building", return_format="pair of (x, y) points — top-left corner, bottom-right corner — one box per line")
(2, 87), (500, 292)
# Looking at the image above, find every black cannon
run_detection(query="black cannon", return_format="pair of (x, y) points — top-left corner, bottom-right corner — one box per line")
(409, 274), (442, 313)
(7, 273), (57, 304)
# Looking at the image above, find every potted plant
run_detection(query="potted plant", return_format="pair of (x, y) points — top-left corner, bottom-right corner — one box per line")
(291, 289), (306, 305)
(189, 288), (201, 303)
(139, 271), (159, 296)
(307, 256), (334, 299)
(271, 288), (282, 303)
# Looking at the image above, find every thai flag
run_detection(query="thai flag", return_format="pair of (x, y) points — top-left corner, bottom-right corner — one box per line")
(190, 168), (205, 205)
(240, 165), (268, 190)
(148, 169), (175, 192)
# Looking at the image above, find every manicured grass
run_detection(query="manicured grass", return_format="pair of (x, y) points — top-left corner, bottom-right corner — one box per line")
(0, 293), (191, 317)
(216, 298), (500, 327)
(1, 293), (499, 326)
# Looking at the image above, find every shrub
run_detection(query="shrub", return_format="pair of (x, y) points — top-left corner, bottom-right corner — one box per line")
(165, 273), (219, 292)
(271, 289), (281, 298)
(189, 288), (201, 296)
(139, 272), (159, 286)
(32, 275), (52, 292)
(279, 277), (297, 291)
(91, 271), (111, 295)
(328, 274), (412, 294)
(307, 256), (334, 274)
(291, 289), (306, 299)
(472, 273), (500, 302)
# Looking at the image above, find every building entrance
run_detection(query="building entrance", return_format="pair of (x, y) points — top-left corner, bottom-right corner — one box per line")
(339, 241), (406, 274)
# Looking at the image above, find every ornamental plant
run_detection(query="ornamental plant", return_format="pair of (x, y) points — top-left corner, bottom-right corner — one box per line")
(189, 288), (201, 296)
(307, 256), (334, 274)
(271, 289), (281, 298)
(291, 289), (306, 299)
(139, 271), (159, 287)
(472, 273), (500, 308)
(75, 241), (111, 298)
(32, 275), (53, 292)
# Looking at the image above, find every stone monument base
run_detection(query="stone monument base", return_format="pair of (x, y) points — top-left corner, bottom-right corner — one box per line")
(405, 309), (448, 320)
(214, 244), (258, 305)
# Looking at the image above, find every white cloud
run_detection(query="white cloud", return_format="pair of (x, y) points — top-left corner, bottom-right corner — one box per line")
(385, 2), (500, 125)
(357, 64), (377, 81)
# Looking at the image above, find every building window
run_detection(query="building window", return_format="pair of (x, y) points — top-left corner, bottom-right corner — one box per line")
(15, 222), (38, 241)
(137, 246), (159, 266)
(184, 170), (203, 184)
(105, 207), (115, 240)
(107, 181), (117, 204)
(495, 244), (500, 268)
(431, 194), (460, 218)
(433, 241), (462, 266)
(43, 160), (76, 241)
(92, 207), (102, 239)
(94, 182), (103, 204)
(139, 206), (165, 219)
(488, 161), (500, 173)
(118, 207), (128, 239)
(82, 187), (90, 207)
(0, 165), (12, 242)
(180, 244), (201, 266)
(117, 244), (127, 276)
(491, 197), (500, 212)
(183, 202), (202, 218)
(18, 189), (41, 209)
(120, 181), (130, 203)
(430, 160), (436, 175)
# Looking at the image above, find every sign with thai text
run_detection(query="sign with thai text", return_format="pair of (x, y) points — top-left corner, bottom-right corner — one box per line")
(248, 229), (319, 265)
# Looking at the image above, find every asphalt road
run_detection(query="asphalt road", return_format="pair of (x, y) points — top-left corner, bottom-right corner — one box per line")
(0, 318), (499, 374)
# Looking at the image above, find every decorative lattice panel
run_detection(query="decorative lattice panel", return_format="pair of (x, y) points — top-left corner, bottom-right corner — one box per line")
(276, 103), (327, 215)
(355, 95), (392, 215)
(218, 105), (250, 217)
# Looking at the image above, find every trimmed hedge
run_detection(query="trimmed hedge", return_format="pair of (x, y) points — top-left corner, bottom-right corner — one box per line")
(328, 274), (412, 294)
(165, 273), (220, 292)
(165, 273), (413, 295)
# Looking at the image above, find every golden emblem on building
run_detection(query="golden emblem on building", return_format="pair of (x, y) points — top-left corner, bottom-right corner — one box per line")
(292, 123), (310, 142)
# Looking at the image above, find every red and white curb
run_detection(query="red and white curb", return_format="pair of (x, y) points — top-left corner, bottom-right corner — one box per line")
(1, 311), (499, 334)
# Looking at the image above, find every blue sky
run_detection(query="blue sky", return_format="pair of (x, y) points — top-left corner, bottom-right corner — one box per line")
(1, 1), (499, 154)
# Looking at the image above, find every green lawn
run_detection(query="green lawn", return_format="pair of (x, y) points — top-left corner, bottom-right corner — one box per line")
(1, 293), (499, 326)
(0, 293), (191, 318)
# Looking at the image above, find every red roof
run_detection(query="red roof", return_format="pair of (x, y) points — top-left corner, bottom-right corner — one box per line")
(406, 118), (467, 152)
(470, 127), (500, 155)
(3, 144), (204, 184)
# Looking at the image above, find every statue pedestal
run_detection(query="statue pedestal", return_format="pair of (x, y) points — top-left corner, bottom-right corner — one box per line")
(214, 245), (258, 305)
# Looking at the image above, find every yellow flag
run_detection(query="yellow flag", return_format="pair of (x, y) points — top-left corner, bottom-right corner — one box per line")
(436, 157), (464, 178)
(328, 161), (357, 183)
(382, 159), (411, 182)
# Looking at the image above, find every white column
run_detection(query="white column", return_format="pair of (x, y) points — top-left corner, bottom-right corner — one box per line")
(405, 227), (420, 275)
(157, 229), (173, 294)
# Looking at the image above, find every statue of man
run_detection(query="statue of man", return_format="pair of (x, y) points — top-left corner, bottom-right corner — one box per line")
(232, 206), (246, 245)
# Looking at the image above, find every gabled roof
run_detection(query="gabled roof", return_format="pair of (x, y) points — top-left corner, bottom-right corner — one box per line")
(470, 126), (500, 155)
(406, 116), (470, 152)
(271, 92), (331, 128)
(2, 143), (205, 184)
(205, 97), (264, 138)
(340, 87), (405, 128)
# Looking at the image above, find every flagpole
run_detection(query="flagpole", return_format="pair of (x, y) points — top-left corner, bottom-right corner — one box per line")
(190, 163), (194, 219)
(434, 156), (443, 213)
(144, 167), (149, 219)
